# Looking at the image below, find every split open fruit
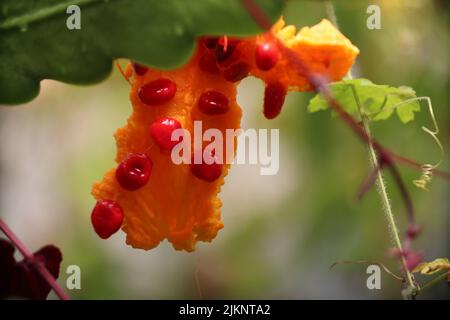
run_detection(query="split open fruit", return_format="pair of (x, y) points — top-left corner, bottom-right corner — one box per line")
(91, 18), (359, 251)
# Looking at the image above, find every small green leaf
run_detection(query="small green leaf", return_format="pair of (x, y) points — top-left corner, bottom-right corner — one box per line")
(0, 0), (284, 105)
(307, 93), (329, 113)
(307, 78), (421, 123)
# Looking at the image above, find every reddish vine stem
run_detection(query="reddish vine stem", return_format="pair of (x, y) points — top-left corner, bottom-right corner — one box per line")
(240, 0), (273, 30)
(356, 161), (385, 200)
(0, 218), (70, 300)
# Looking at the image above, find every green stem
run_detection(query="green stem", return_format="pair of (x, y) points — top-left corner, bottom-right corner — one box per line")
(325, 0), (417, 296)
(353, 86), (417, 294)
(324, 1), (338, 26)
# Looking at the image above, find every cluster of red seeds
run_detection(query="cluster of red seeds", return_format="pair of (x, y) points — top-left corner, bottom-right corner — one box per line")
(199, 36), (286, 120)
(91, 36), (286, 240)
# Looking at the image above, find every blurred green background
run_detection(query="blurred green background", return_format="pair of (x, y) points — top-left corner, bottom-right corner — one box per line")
(0, 0), (449, 299)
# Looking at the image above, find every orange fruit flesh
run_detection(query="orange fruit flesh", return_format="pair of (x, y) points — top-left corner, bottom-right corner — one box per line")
(244, 18), (360, 90)
(91, 18), (359, 251)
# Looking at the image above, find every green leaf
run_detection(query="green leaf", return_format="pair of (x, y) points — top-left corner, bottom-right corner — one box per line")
(307, 78), (421, 123)
(0, 0), (284, 105)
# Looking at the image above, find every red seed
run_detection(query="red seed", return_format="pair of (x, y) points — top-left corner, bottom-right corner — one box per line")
(116, 153), (152, 191)
(132, 62), (148, 76)
(190, 151), (223, 182)
(215, 37), (240, 63)
(255, 41), (280, 71)
(215, 45), (234, 63)
(150, 117), (182, 151)
(138, 78), (177, 105)
(223, 61), (250, 82)
(91, 200), (124, 239)
(198, 91), (229, 115)
(203, 37), (219, 49)
(263, 82), (287, 119)
(199, 52), (220, 74)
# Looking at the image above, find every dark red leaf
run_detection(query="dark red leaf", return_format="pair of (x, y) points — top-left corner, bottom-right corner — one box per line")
(0, 239), (16, 297)
(0, 240), (62, 300)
